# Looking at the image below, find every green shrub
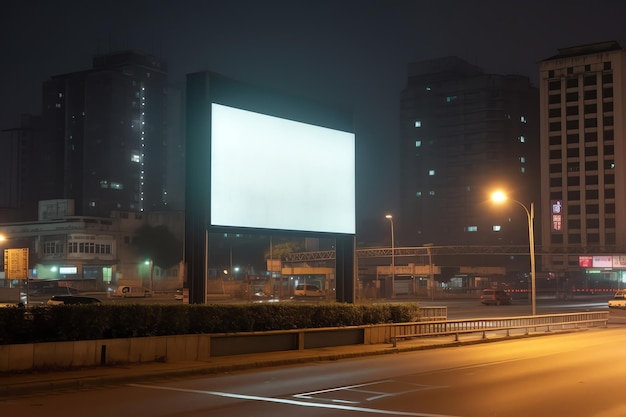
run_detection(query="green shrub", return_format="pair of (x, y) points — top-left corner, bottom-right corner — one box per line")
(0, 302), (421, 345)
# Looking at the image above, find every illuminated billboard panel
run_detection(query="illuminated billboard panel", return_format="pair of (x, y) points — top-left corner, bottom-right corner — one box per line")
(197, 72), (356, 236)
(211, 103), (355, 234)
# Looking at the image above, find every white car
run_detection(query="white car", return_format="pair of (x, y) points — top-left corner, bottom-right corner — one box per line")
(608, 290), (626, 308)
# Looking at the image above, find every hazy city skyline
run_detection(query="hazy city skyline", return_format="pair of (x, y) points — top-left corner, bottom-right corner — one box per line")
(3, 0), (626, 224)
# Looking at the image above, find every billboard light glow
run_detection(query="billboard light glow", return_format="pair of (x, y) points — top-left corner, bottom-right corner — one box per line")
(210, 103), (355, 235)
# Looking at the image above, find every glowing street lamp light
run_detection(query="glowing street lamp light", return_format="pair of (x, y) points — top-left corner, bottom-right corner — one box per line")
(491, 191), (536, 315)
(385, 214), (395, 299)
(145, 259), (154, 293)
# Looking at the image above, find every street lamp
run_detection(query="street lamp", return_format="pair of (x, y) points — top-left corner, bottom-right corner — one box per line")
(424, 243), (434, 301)
(491, 191), (536, 315)
(145, 259), (154, 293)
(385, 214), (395, 299)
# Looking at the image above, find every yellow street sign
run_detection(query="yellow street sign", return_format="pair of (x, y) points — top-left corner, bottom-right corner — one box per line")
(3, 248), (29, 279)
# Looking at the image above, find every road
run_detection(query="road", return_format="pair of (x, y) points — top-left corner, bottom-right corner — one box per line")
(3, 320), (626, 416)
(420, 294), (614, 319)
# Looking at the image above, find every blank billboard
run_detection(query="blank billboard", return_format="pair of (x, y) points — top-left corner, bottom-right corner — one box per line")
(211, 103), (355, 234)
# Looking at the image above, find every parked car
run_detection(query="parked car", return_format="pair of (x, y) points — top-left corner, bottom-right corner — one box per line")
(480, 288), (512, 305)
(28, 280), (79, 296)
(293, 284), (324, 297)
(608, 290), (626, 308)
(47, 295), (102, 305)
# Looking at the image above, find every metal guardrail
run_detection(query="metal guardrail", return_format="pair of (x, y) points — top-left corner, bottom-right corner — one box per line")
(391, 311), (609, 347)
(418, 306), (448, 321)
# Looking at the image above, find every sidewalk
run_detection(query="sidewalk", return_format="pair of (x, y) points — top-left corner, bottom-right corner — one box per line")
(0, 328), (570, 398)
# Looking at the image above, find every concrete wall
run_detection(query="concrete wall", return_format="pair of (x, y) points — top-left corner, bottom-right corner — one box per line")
(0, 324), (393, 373)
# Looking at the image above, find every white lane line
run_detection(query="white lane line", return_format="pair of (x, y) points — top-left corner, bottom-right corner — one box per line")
(129, 383), (462, 417)
(294, 380), (396, 398)
(295, 380), (439, 402)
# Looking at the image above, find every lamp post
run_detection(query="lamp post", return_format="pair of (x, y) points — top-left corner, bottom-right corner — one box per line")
(385, 214), (395, 299)
(492, 191), (536, 315)
(424, 243), (434, 301)
(145, 259), (154, 294)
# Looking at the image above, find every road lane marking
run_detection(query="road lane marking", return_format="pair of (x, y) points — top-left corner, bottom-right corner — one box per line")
(129, 383), (462, 417)
(294, 380), (440, 403)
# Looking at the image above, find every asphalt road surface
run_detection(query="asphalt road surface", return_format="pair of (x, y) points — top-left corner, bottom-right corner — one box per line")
(3, 320), (626, 417)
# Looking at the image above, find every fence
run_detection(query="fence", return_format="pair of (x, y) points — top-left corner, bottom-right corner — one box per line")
(391, 311), (608, 347)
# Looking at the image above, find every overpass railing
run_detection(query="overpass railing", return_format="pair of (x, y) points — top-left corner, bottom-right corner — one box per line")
(391, 311), (608, 347)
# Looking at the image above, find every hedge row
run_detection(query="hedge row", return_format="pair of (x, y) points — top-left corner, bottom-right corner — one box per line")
(0, 302), (421, 345)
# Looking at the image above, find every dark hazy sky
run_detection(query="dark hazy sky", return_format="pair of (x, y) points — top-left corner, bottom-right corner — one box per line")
(2, 0), (626, 224)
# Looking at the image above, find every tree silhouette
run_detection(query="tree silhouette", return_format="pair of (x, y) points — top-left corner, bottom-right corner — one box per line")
(132, 225), (182, 269)
(264, 239), (303, 260)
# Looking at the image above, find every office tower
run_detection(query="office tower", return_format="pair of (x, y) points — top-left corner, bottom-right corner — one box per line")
(40, 50), (169, 217)
(540, 41), (626, 283)
(0, 115), (45, 222)
(399, 57), (540, 252)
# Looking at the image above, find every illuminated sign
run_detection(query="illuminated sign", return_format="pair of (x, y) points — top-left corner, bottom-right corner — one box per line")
(613, 256), (626, 268)
(59, 266), (77, 274)
(551, 200), (563, 233)
(579, 256), (592, 267)
(211, 103), (355, 234)
(3, 248), (29, 279)
(593, 256), (612, 268)
(580, 255), (626, 268)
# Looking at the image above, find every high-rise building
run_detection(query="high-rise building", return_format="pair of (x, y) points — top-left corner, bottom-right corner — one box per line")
(40, 50), (170, 217)
(0, 115), (45, 222)
(399, 57), (540, 253)
(539, 41), (626, 283)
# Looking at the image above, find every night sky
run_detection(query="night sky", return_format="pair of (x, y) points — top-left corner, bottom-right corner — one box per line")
(3, 0), (626, 227)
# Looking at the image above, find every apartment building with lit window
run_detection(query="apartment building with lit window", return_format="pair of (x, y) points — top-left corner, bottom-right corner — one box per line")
(39, 50), (170, 217)
(540, 41), (626, 286)
(399, 57), (540, 259)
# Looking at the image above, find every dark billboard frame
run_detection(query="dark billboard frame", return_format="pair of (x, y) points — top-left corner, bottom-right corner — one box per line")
(184, 71), (355, 303)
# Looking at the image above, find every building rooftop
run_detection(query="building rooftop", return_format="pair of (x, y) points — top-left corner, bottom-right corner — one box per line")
(542, 41), (623, 61)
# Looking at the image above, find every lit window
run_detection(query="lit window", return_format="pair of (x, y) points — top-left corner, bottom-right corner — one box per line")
(131, 154), (141, 163)
(519, 157), (526, 163)
(99, 180), (109, 189)
(416, 191), (422, 197)
(58, 92), (63, 98)
(429, 190), (435, 196)
(519, 135), (525, 143)
(415, 140), (422, 147)
(89, 201), (96, 207)
(415, 121), (422, 128)
(521, 116), (527, 123)
(55, 103), (61, 108)
(466, 226), (478, 232)
(425, 86), (431, 91)
(493, 225), (501, 232)
(504, 114), (511, 119)
(429, 169), (435, 176)
(446, 95), (457, 103)
(110, 182), (123, 190)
